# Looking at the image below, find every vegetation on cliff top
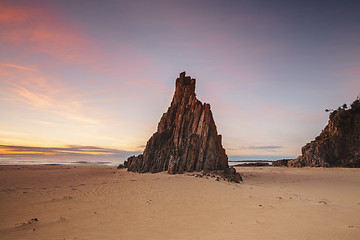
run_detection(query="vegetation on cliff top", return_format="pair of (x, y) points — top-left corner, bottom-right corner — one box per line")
(291, 96), (360, 167)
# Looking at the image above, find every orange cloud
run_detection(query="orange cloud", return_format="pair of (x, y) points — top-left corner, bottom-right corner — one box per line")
(0, 64), (62, 105)
(0, 63), (103, 126)
(0, 63), (37, 72)
(0, 148), (57, 156)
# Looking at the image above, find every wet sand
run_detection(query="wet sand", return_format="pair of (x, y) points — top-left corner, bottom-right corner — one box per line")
(0, 165), (359, 239)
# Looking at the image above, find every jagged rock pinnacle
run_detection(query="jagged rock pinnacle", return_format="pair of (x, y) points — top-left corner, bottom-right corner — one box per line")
(172, 71), (196, 105)
(125, 72), (241, 182)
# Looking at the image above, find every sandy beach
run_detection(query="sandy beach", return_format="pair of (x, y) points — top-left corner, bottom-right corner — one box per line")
(0, 165), (359, 240)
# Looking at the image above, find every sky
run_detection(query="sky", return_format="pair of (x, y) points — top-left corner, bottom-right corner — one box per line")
(1, 0), (360, 164)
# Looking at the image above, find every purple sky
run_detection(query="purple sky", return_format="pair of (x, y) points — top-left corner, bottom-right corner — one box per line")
(1, 0), (359, 161)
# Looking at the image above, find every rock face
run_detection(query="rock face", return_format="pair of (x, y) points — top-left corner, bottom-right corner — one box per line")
(127, 72), (238, 179)
(289, 98), (360, 167)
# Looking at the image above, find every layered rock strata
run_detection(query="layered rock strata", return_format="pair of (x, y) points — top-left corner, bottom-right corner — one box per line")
(126, 72), (240, 181)
(289, 98), (360, 167)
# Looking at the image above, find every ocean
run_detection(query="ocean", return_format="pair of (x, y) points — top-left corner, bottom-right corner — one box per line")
(0, 155), (296, 166)
(0, 156), (123, 166)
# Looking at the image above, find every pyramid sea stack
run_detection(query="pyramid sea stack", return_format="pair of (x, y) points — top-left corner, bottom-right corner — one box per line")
(125, 72), (241, 182)
(289, 98), (360, 167)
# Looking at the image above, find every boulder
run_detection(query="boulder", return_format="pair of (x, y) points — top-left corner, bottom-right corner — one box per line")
(117, 163), (126, 169)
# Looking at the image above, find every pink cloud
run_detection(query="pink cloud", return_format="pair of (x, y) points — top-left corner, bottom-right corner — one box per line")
(0, 2), (107, 70)
(0, 3), (30, 23)
(0, 2), (157, 78)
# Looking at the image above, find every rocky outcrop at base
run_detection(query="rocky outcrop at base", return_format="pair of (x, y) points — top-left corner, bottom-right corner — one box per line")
(289, 98), (360, 167)
(272, 159), (291, 167)
(189, 167), (242, 183)
(125, 72), (241, 181)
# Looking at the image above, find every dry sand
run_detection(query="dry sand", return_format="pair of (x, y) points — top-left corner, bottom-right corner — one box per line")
(0, 165), (359, 240)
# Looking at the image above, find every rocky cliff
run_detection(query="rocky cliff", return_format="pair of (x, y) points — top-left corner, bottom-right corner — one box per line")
(289, 98), (360, 167)
(126, 72), (241, 181)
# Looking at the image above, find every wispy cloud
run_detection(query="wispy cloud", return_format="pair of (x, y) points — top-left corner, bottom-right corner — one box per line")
(0, 63), (105, 125)
(0, 63), (37, 72)
(225, 145), (284, 156)
(248, 146), (282, 150)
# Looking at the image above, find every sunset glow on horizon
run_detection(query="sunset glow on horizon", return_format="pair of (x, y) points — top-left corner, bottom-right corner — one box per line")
(1, 0), (360, 163)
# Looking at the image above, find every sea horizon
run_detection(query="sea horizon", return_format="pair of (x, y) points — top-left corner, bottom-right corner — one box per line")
(0, 155), (297, 166)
